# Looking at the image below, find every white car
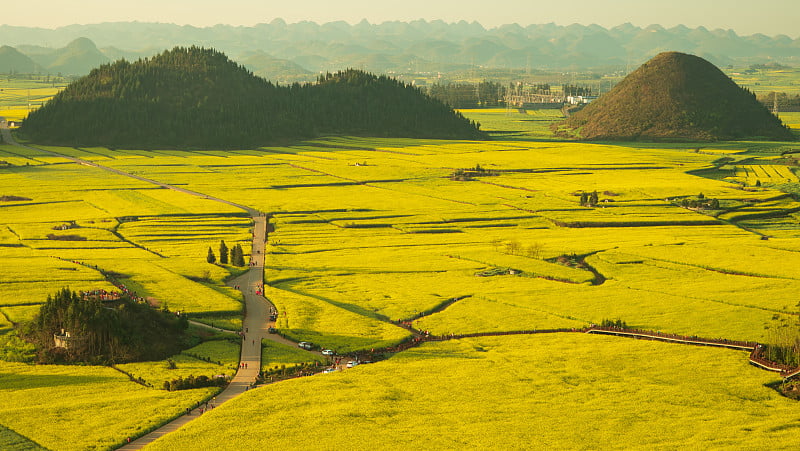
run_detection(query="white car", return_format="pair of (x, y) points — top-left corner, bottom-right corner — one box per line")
(298, 341), (313, 350)
(321, 349), (334, 356)
(345, 360), (358, 368)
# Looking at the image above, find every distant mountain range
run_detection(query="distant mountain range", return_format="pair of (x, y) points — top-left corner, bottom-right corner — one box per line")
(0, 20), (798, 78)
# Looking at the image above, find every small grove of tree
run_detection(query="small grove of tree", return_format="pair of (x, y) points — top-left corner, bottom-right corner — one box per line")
(231, 243), (246, 267)
(219, 240), (229, 265)
(207, 247), (216, 264)
(20, 288), (190, 364)
(562, 84), (595, 96)
(499, 240), (544, 258)
(600, 318), (628, 328)
(679, 193), (720, 210)
(579, 191), (599, 207)
(451, 163), (497, 181)
(507, 83), (552, 96)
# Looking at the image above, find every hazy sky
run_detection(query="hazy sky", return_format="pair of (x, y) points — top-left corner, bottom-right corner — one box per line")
(3, 0), (799, 37)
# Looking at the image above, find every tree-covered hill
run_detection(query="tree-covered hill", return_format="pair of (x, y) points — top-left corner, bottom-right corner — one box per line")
(558, 52), (794, 142)
(19, 46), (484, 148)
(21, 288), (190, 364)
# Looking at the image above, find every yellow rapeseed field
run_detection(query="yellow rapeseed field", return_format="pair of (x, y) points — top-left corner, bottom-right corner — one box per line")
(145, 335), (800, 450)
(2, 108), (800, 447)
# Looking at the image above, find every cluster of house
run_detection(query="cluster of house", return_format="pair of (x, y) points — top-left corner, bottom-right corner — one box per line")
(566, 95), (598, 105)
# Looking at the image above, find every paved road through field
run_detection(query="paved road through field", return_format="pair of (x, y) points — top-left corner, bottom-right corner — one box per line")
(0, 119), (314, 449)
(116, 215), (270, 450)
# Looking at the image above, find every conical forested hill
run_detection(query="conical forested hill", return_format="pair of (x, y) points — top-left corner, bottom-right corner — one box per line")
(559, 51), (793, 142)
(20, 46), (484, 148)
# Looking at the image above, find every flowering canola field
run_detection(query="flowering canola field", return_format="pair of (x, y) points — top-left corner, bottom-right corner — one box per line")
(2, 111), (800, 447)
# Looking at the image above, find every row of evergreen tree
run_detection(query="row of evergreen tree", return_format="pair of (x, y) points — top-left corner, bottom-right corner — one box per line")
(207, 240), (246, 266)
(20, 47), (485, 148)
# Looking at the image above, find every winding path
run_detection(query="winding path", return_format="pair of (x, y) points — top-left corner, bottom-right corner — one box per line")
(0, 119), (303, 449)
(117, 215), (269, 450)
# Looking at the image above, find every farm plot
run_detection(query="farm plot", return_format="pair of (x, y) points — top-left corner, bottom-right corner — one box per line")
(0, 360), (214, 451)
(52, 137), (800, 345)
(727, 164), (798, 186)
(3, 128), (800, 449)
(145, 334), (800, 450)
(116, 339), (240, 388)
(0, 150), (248, 321)
(264, 285), (411, 353)
(779, 112), (800, 131)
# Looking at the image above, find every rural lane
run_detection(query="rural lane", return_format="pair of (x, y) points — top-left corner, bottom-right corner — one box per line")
(117, 215), (270, 450)
(0, 119), (313, 449)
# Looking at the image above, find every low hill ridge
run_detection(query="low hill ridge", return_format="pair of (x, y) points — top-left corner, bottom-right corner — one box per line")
(0, 45), (37, 73)
(558, 51), (793, 141)
(20, 46), (484, 148)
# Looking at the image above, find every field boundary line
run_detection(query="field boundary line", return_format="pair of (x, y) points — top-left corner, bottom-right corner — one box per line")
(0, 120), (258, 216)
(110, 365), (151, 388)
(0, 122), (294, 449)
(584, 326), (756, 350)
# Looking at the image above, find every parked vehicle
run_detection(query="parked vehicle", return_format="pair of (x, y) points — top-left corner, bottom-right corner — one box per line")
(298, 341), (313, 350)
(268, 327), (277, 334)
(346, 360), (358, 368)
(321, 349), (334, 356)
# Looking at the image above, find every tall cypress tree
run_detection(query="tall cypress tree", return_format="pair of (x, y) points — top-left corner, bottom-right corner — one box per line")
(232, 244), (246, 267)
(219, 240), (229, 265)
(206, 247), (216, 264)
